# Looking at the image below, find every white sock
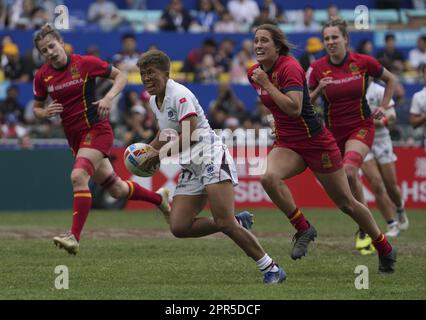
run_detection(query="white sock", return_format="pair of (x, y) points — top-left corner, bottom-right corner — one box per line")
(256, 254), (279, 274)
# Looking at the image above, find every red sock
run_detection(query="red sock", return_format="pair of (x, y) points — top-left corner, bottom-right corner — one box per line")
(71, 190), (92, 241)
(372, 234), (392, 256)
(288, 208), (310, 233)
(125, 180), (161, 205)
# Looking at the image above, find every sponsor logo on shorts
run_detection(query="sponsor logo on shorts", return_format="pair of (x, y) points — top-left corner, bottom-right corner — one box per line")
(206, 164), (215, 175)
(356, 129), (367, 139)
(83, 133), (92, 145)
(321, 152), (333, 168)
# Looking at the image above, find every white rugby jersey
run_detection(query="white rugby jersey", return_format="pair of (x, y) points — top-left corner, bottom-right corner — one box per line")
(149, 79), (220, 164)
(366, 81), (395, 141)
(149, 79), (215, 137)
(410, 87), (426, 116)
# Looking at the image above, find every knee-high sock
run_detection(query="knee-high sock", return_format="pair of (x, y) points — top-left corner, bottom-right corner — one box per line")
(71, 190), (92, 241)
(288, 208), (310, 233)
(125, 180), (161, 205)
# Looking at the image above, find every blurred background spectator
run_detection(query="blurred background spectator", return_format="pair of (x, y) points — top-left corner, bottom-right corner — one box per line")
(294, 6), (321, 32)
(194, 0), (220, 32)
(0, 0), (426, 148)
(88, 0), (123, 31)
(260, 0), (286, 23)
(159, 0), (194, 32)
(227, 0), (260, 29)
(376, 33), (406, 75)
(356, 39), (374, 55)
(113, 33), (141, 74)
(408, 35), (426, 72)
(298, 37), (324, 72)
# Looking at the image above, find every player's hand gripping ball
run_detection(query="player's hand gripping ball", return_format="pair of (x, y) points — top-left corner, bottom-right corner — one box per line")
(124, 143), (160, 177)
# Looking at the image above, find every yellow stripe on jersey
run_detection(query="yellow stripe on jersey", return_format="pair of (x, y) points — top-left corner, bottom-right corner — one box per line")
(82, 73), (91, 128)
(300, 117), (311, 138)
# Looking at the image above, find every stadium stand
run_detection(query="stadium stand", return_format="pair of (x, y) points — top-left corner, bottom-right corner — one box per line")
(1, 0), (426, 148)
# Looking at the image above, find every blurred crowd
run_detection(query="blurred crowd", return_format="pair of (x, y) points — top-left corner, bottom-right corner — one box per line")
(1, 0), (426, 148)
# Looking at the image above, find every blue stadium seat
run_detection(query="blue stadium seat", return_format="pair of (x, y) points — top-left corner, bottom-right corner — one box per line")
(118, 10), (162, 32)
(314, 10), (328, 24)
(370, 9), (400, 26)
(400, 9), (426, 24)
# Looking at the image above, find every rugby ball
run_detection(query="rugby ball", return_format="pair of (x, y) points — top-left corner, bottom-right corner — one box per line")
(124, 143), (160, 177)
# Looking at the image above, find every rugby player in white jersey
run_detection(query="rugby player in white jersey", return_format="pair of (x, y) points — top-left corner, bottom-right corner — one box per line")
(136, 50), (286, 284)
(361, 78), (409, 240)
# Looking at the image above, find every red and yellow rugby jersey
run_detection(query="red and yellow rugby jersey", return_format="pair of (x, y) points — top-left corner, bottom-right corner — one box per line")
(33, 54), (112, 132)
(248, 55), (323, 142)
(308, 52), (383, 128)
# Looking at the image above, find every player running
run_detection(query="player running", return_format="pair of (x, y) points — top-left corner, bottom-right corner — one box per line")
(137, 49), (286, 284)
(32, 24), (170, 255)
(362, 78), (408, 239)
(308, 18), (397, 254)
(249, 23), (396, 273)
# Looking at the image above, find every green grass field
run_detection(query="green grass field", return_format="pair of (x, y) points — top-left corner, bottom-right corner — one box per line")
(0, 209), (425, 300)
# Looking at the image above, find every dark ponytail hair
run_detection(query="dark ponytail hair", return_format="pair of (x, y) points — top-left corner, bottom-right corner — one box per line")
(255, 24), (294, 56)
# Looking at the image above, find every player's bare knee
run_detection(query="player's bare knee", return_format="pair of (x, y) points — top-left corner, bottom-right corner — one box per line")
(214, 216), (238, 235)
(336, 196), (355, 215)
(261, 173), (279, 189)
(170, 224), (190, 238)
(70, 169), (89, 189)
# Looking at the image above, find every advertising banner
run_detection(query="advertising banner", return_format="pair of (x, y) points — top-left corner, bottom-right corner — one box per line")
(111, 147), (426, 210)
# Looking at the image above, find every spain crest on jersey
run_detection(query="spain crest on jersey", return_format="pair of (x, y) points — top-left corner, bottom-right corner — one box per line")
(70, 64), (80, 79)
(349, 63), (360, 75)
(271, 71), (278, 87)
